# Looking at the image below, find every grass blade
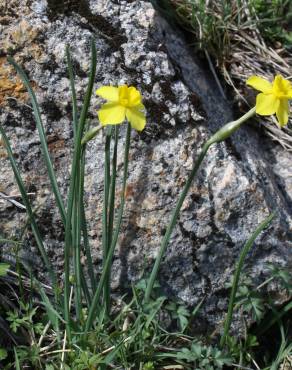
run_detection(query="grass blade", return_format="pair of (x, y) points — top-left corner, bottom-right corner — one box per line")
(256, 300), (292, 336)
(38, 283), (63, 328)
(14, 347), (21, 370)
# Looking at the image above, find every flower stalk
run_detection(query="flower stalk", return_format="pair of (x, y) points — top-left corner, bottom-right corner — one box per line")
(85, 123), (131, 331)
(104, 125), (119, 314)
(102, 126), (113, 314)
(144, 107), (257, 302)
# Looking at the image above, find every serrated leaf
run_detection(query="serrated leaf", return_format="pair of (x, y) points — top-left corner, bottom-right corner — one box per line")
(191, 343), (202, 357)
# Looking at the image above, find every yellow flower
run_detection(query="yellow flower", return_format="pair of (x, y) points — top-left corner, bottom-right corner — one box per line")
(96, 85), (146, 131)
(246, 75), (292, 127)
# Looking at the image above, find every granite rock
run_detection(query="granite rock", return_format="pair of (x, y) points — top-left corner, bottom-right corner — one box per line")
(0, 0), (292, 335)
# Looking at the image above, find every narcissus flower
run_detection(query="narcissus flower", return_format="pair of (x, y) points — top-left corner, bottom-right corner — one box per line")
(96, 85), (146, 131)
(246, 75), (292, 127)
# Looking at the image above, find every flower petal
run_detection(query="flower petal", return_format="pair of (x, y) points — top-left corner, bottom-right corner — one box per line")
(96, 86), (119, 102)
(128, 87), (142, 107)
(273, 74), (290, 91)
(98, 102), (126, 125)
(246, 76), (273, 93)
(273, 75), (292, 98)
(118, 85), (128, 100)
(136, 102), (145, 111)
(256, 93), (279, 115)
(276, 99), (290, 127)
(286, 89), (292, 99)
(126, 107), (146, 131)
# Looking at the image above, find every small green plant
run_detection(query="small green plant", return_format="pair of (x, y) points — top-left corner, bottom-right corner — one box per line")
(235, 280), (266, 322)
(7, 302), (43, 335)
(226, 334), (259, 365)
(174, 341), (232, 369)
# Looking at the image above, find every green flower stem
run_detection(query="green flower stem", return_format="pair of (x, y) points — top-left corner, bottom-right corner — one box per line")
(81, 126), (103, 145)
(80, 267), (91, 306)
(144, 107), (256, 303)
(220, 211), (275, 347)
(80, 147), (96, 293)
(78, 117), (95, 297)
(102, 126), (112, 314)
(0, 126), (55, 284)
(207, 107), (256, 145)
(63, 39), (97, 342)
(7, 57), (66, 227)
(104, 125), (119, 314)
(66, 46), (78, 138)
(144, 141), (211, 302)
(73, 161), (82, 321)
(85, 123), (131, 332)
(108, 126), (119, 248)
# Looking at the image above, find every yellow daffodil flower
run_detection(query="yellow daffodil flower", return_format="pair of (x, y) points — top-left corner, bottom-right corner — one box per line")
(246, 74), (292, 127)
(96, 85), (146, 131)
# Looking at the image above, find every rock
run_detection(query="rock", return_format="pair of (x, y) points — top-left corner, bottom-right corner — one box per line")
(0, 0), (291, 335)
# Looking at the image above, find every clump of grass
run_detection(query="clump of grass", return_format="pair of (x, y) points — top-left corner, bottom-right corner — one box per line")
(252, 0), (292, 48)
(163, 0), (292, 150)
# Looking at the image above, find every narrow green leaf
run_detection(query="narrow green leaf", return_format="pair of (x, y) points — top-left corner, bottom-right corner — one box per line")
(14, 347), (21, 370)
(64, 39), (97, 342)
(220, 211), (276, 347)
(7, 57), (66, 226)
(37, 283), (63, 329)
(0, 126), (55, 283)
